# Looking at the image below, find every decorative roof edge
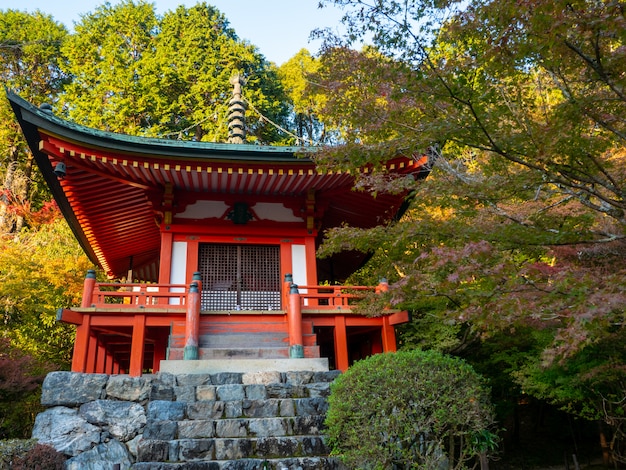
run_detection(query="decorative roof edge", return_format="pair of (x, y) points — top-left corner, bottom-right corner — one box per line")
(6, 89), (316, 163)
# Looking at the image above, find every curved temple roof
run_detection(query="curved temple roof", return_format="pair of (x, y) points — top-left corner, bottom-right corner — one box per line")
(8, 91), (429, 281)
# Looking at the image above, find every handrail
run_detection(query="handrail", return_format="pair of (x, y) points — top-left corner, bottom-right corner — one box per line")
(293, 284), (375, 309)
(90, 282), (188, 309)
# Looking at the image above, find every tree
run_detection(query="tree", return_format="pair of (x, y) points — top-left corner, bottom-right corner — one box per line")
(61, 1), (290, 144)
(313, 0), (626, 462)
(0, 9), (68, 234)
(0, 211), (92, 368)
(315, 0), (625, 230)
(325, 349), (497, 469)
(0, 337), (52, 438)
(60, 0), (159, 134)
(278, 49), (334, 145)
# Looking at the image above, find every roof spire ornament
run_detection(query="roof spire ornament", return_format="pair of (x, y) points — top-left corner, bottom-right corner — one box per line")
(227, 74), (247, 144)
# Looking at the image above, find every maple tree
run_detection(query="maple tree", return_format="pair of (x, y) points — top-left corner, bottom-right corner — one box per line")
(314, 0), (626, 462)
(0, 9), (68, 234)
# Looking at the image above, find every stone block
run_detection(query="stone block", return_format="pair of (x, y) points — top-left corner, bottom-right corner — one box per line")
(279, 399), (295, 417)
(79, 399), (146, 441)
(219, 459), (264, 470)
(305, 382), (331, 398)
(32, 406), (101, 456)
(245, 384), (267, 400)
(65, 439), (131, 470)
(136, 439), (170, 462)
(150, 381), (175, 401)
(242, 371), (282, 385)
(177, 438), (215, 461)
(225, 400), (243, 418)
(215, 419), (247, 438)
(106, 375), (152, 402)
(313, 370), (342, 383)
(216, 384), (245, 401)
(178, 419), (216, 439)
(285, 371), (314, 385)
(143, 420), (177, 440)
(292, 415), (325, 435)
(242, 399), (278, 418)
(265, 383), (305, 399)
(248, 417), (291, 437)
(196, 385), (217, 401)
(148, 400), (185, 421)
(255, 436), (299, 459)
(295, 397), (328, 416)
(187, 401), (224, 420)
(176, 373), (212, 386)
(41, 372), (108, 406)
(214, 438), (253, 460)
(211, 372), (243, 385)
(174, 385), (196, 402)
(302, 436), (329, 456)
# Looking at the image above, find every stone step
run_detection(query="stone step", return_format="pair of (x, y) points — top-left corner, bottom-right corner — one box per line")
(136, 436), (331, 462)
(36, 371), (345, 469)
(167, 346), (320, 360)
(132, 456), (346, 469)
(169, 333), (318, 349)
(170, 319), (290, 335)
(160, 358), (330, 374)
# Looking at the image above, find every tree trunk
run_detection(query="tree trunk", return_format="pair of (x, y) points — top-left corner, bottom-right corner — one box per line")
(479, 452), (489, 470)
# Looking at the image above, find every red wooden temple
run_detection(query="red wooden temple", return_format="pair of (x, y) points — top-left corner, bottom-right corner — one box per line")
(8, 90), (429, 376)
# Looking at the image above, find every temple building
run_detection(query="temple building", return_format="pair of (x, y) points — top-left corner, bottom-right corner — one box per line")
(8, 87), (429, 377)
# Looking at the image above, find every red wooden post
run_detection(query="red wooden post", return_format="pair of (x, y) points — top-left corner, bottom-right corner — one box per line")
(96, 341), (107, 373)
(86, 333), (98, 373)
(71, 313), (91, 372)
(184, 282), (200, 360)
(375, 277), (389, 294)
(334, 315), (349, 371)
(381, 315), (397, 352)
(129, 314), (146, 376)
(287, 284), (304, 358)
(81, 269), (97, 308)
(283, 273), (292, 311)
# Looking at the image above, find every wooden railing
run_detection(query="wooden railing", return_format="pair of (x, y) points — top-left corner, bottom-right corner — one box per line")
(90, 283), (188, 309)
(296, 285), (375, 309)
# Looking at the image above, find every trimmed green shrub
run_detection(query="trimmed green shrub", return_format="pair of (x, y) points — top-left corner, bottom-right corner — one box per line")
(325, 350), (497, 469)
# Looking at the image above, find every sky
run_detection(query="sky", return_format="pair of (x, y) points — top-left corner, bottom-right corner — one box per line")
(4, 0), (347, 65)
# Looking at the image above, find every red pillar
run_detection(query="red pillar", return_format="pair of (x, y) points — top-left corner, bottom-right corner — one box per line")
(283, 274), (293, 312)
(184, 282), (200, 360)
(129, 314), (146, 376)
(81, 270), (97, 307)
(96, 341), (107, 373)
(85, 333), (98, 373)
(71, 313), (91, 372)
(287, 284), (304, 358)
(381, 316), (397, 352)
(334, 316), (349, 371)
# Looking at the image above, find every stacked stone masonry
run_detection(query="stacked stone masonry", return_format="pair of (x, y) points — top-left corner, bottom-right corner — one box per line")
(33, 370), (346, 470)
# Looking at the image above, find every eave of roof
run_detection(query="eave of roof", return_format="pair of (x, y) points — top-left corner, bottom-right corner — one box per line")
(7, 90), (315, 163)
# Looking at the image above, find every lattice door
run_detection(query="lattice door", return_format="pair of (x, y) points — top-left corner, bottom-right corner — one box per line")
(198, 244), (281, 311)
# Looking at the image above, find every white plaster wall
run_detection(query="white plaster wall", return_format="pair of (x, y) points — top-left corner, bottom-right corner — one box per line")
(169, 241), (187, 305)
(291, 244), (308, 305)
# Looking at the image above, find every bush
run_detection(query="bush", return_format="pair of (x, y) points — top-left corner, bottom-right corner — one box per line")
(11, 443), (66, 470)
(325, 349), (497, 469)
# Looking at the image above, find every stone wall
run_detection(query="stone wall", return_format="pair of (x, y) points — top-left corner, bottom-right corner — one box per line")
(33, 370), (345, 470)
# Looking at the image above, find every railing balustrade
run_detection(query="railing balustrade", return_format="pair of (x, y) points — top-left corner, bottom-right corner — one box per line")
(89, 282), (188, 308)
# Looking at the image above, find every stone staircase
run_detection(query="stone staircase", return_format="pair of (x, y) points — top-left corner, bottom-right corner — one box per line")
(132, 370), (343, 469)
(34, 370), (346, 470)
(167, 316), (320, 360)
